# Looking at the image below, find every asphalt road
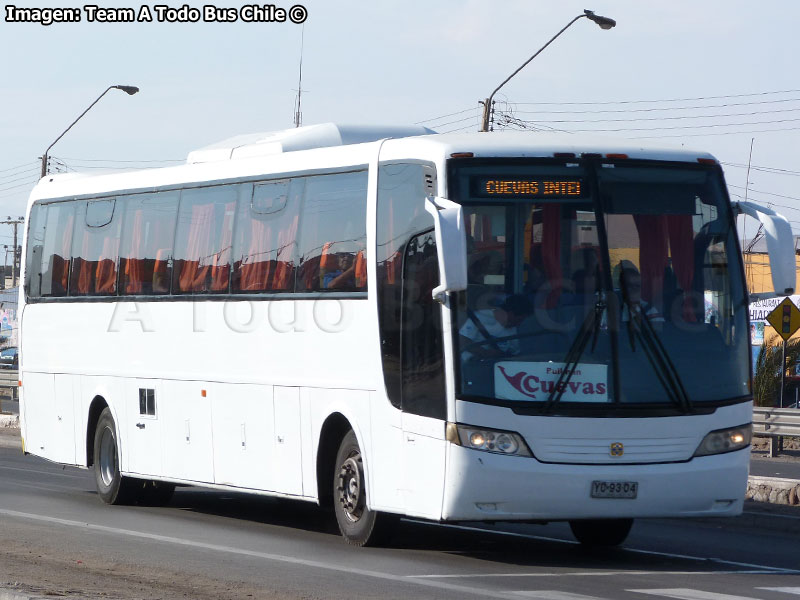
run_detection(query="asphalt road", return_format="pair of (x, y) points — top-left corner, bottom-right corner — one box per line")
(0, 446), (798, 600)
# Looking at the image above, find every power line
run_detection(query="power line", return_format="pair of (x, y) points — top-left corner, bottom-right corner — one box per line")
(509, 96), (800, 115)
(632, 124), (800, 139)
(0, 178), (39, 194)
(414, 107), (476, 125)
(0, 161), (38, 175)
(515, 107), (800, 125)
(721, 162), (800, 177)
(513, 88), (800, 106)
(56, 156), (183, 164)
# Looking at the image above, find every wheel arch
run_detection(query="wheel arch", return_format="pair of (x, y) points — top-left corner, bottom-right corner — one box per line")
(316, 411), (362, 509)
(85, 395), (110, 467)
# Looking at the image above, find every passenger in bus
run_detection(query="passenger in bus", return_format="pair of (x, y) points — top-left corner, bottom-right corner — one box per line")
(618, 261), (664, 324)
(459, 294), (532, 361)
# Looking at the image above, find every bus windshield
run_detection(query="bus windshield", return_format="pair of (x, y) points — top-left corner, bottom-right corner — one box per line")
(449, 159), (749, 411)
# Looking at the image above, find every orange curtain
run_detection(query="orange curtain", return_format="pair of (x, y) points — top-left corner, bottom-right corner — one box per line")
(124, 209), (144, 294)
(56, 214), (74, 293)
(239, 216), (272, 291)
(272, 214), (298, 291)
(76, 230), (92, 295)
(178, 203), (213, 292)
(95, 236), (119, 294)
(354, 250), (367, 290)
(210, 201), (235, 291)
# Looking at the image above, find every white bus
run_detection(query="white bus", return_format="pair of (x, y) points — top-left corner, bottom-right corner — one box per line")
(19, 124), (794, 547)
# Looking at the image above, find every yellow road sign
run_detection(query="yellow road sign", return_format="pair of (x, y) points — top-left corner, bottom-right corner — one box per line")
(766, 298), (800, 342)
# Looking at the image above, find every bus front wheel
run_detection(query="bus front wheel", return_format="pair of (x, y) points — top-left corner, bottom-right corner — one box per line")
(569, 518), (633, 547)
(333, 430), (395, 546)
(93, 408), (136, 505)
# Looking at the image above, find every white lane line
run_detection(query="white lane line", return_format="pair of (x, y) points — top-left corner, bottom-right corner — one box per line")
(756, 590), (800, 596)
(628, 589), (762, 600)
(407, 520), (799, 575)
(409, 570), (771, 579)
(513, 592), (608, 599)
(0, 508), (522, 600)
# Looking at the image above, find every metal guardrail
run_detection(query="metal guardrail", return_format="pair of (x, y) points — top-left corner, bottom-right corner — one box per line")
(0, 370), (18, 415)
(753, 407), (800, 457)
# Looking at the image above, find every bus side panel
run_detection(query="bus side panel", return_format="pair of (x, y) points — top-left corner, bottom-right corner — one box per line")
(273, 386), (303, 495)
(52, 374), (78, 465)
(20, 372), (54, 460)
(161, 379), (214, 484)
(367, 392), (404, 513)
(210, 382), (275, 490)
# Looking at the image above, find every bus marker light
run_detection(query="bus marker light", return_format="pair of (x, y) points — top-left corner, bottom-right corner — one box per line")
(450, 152), (474, 159)
(697, 158), (717, 165)
(201, 389), (206, 397)
(605, 153), (629, 159)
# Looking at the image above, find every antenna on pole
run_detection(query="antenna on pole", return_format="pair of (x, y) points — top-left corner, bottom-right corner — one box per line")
(293, 25), (305, 128)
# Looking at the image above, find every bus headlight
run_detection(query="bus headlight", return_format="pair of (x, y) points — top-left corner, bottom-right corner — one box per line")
(693, 424), (752, 457)
(446, 422), (532, 457)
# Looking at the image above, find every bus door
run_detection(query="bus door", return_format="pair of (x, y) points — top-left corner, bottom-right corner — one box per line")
(399, 230), (447, 518)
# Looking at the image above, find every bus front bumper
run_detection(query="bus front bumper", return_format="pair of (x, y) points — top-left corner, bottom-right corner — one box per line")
(441, 443), (749, 522)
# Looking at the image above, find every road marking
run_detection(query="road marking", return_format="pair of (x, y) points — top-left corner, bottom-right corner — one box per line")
(628, 589), (762, 600)
(408, 570), (771, 579)
(407, 520), (799, 575)
(0, 508), (522, 600)
(513, 592), (607, 599)
(756, 590), (800, 596)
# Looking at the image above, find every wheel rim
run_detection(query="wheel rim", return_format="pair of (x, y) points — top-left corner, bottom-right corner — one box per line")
(98, 426), (117, 487)
(337, 452), (365, 523)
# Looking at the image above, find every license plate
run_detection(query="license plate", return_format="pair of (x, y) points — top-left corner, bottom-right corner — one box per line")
(591, 480), (638, 499)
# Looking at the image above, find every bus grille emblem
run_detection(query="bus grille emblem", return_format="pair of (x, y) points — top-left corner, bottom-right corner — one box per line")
(610, 442), (624, 457)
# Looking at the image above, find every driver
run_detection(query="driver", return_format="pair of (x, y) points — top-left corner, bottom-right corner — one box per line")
(459, 294), (532, 361)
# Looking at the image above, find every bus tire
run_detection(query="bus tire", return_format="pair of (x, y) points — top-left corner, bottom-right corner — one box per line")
(569, 518), (633, 547)
(333, 430), (395, 546)
(93, 408), (136, 505)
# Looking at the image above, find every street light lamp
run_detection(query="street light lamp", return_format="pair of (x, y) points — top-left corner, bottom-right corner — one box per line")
(40, 85), (140, 178)
(479, 10), (615, 132)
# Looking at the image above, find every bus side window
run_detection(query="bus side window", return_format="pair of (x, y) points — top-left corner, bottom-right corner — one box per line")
(69, 199), (122, 296)
(118, 191), (179, 296)
(172, 185), (239, 294)
(295, 171), (368, 293)
(231, 179), (301, 293)
(39, 201), (76, 297)
(25, 203), (46, 298)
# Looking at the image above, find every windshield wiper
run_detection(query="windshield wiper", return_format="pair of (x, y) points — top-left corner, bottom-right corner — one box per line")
(543, 275), (606, 413)
(618, 268), (692, 413)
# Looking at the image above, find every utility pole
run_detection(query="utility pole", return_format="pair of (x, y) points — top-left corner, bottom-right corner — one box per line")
(0, 218), (24, 288)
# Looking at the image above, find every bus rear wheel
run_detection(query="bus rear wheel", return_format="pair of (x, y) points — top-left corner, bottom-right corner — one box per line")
(93, 408), (137, 505)
(333, 430), (395, 546)
(569, 518), (633, 547)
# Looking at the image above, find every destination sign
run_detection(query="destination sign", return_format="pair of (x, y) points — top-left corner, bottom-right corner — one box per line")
(472, 177), (584, 199)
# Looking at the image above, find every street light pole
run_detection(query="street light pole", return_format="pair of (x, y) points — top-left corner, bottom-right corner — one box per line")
(40, 84), (140, 178)
(479, 10), (615, 132)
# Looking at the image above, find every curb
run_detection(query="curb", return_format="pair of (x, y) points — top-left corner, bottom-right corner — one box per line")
(746, 475), (800, 506)
(0, 414), (19, 428)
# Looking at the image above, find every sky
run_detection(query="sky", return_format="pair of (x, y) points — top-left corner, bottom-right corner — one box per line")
(2, 0), (800, 250)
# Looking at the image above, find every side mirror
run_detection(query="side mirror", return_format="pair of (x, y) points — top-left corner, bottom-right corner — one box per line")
(424, 196), (468, 303)
(733, 201), (795, 298)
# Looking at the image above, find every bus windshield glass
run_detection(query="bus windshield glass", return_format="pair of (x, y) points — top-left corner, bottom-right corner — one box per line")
(449, 159), (749, 411)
